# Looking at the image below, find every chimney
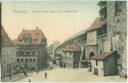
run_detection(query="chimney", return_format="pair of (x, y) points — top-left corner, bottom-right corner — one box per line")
(36, 27), (39, 30)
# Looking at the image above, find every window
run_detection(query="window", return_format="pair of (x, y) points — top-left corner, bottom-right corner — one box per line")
(21, 52), (24, 55)
(29, 59), (32, 63)
(25, 59), (28, 63)
(70, 52), (72, 55)
(34, 38), (37, 41)
(115, 1), (122, 15)
(16, 52), (19, 56)
(17, 59), (20, 63)
(65, 52), (66, 55)
(26, 52), (30, 56)
(32, 52), (36, 55)
(24, 39), (28, 44)
(90, 40), (91, 43)
(4, 49), (6, 54)
(4, 59), (5, 64)
(96, 60), (98, 66)
(33, 59), (36, 62)
(21, 59), (23, 62)
(19, 39), (22, 41)
(92, 40), (94, 43)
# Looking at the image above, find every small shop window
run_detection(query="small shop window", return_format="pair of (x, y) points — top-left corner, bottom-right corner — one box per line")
(29, 59), (32, 63)
(21, 59), (23, 62)
(96, 60), (98, 66)
(17, 59), (20, 62)
(33, 59), (36, 62)
(25, 59), (28, 63)
(70, 52), (72, 55)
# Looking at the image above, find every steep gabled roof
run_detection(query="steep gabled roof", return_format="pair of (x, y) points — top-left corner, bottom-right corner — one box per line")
(1, 26), (14, 46)
(63, 45), (81, 52)
(17, 27), (47, 45)
(90, 51), (117, 60)
(87, 17), (106, 31)
(64, 28), (88, 43)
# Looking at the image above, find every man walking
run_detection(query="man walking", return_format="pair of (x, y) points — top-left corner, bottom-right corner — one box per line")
(44, 72), (47, 79)
(29, 78), (31, 83)
(9, 74), (12, 80)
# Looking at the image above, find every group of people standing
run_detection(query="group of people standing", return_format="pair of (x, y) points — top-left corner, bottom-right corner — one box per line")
(29, 72), (48, 82)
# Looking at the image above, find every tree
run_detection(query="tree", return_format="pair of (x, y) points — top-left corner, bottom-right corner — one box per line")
(98, 1), (107, 20)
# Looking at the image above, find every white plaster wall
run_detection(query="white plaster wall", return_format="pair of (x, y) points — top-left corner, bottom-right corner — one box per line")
(91, 59), (104, 76)
(87, 31), (97, 45)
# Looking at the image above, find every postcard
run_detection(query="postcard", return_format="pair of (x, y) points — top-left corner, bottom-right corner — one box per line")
(1, 0), (127, 82)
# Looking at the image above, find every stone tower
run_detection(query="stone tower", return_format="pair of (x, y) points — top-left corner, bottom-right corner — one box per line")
(107, 1), (127, 77)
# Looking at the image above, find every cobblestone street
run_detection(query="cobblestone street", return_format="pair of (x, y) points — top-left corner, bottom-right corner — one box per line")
(13, 68), (127, 82)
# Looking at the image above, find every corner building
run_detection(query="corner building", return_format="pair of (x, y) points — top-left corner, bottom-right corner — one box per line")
(16, 27), (48, 71)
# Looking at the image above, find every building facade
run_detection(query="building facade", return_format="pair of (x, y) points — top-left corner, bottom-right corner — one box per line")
(55, 17), (106, 68)
(62, 45), (81, 68)
(86, 18), (106, 61)
(91, 51), (118, 76)
(1, 26), (16, 78)
(48, 41), (60, 60)
(15, 27), (48, 71)
(1, 46), (16, 77)
(54, 53), (63, 67)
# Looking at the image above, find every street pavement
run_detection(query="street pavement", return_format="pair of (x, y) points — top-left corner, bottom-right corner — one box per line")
(14, 68), (127, 82)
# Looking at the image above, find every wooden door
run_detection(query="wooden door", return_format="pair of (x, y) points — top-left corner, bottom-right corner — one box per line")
(94, 68), (98, 75)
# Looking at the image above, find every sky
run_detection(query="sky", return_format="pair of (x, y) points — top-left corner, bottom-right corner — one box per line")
(2, 1), (100, 46)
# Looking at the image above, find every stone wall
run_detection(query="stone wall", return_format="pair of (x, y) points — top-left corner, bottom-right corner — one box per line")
(107, 1), (127, 77)
(104, 53), (118, 76)
(91, 59), (104, 76)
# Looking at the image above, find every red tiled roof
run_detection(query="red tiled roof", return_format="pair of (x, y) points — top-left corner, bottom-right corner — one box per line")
(1, 26), (14, 46)
(88, 17), (106, 31)
(90, 51), (116, 60)
(63, 45), (81, 52)
(57, 17), (106, 49)
(17, 27), (47, 45)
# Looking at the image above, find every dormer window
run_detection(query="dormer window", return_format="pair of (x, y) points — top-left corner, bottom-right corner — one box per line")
(36, 33), (39, 35)
(34, 38), (37, 41)
(23, 33), (32, 45)
(19, 39), (22, 41)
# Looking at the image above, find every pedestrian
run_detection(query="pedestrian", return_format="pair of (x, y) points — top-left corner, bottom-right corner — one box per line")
(9, 74), (12, 80)
(44, 72), (47, 79)
(29, 78), (31, 83)
(37, 69), (39, 74)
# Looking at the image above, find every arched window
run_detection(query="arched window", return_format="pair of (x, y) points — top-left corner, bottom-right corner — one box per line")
(89, 51), (94, 60)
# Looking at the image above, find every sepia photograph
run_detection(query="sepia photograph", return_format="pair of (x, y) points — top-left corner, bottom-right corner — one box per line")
(0, 0), (127, 82)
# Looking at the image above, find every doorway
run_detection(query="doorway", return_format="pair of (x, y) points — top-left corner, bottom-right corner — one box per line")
(94, 68), (98, 75)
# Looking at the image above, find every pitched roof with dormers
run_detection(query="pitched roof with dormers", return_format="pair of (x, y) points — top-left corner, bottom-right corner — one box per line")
(16, 27), (47, 45)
